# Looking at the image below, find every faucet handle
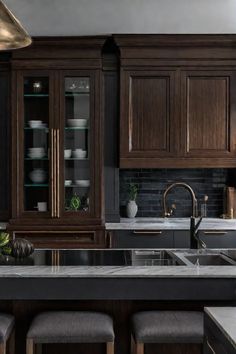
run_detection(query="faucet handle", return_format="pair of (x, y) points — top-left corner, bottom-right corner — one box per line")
(165, 204), (176, 217)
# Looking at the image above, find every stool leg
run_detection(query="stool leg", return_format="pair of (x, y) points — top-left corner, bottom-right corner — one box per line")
(26, 339), (34, 354)
(135, 343), (144, 354)
(9, 329), (15, 354)
(106, 342), (114, 354)
(36, 344), (42, 354)
(0, 342), (6, 354)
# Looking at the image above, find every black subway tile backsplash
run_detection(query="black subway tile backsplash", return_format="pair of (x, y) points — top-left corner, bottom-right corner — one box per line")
(120, 169), (229, 218)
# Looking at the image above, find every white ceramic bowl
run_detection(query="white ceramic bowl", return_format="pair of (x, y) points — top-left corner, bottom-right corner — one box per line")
(72, 149), (87, 159)
(28, 120), (43, 128)
(75, 180), (90, 187)
(29, 169), (46, 183)
(67, 119), (87, 128)
(65, 180), (72, 186)
(64, 149), (72, 159)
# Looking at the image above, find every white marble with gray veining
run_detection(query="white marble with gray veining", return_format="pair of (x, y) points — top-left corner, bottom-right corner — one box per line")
(1, 264), (236, 278)
(205, 307), (236, 349)
(106, 218), (236, 230)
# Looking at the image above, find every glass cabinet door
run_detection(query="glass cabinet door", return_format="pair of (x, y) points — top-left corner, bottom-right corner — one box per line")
(23, 76), (50, 214)
(63, 77), (91, 214)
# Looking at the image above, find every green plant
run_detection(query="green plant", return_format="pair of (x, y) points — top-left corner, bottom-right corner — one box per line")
(128, 183), (138, 201)
(0, 232), (11, 255)
(68, 193), (81, 211)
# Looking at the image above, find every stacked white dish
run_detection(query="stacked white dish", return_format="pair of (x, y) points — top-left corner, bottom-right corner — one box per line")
(29, 169), (47, 183)
(65, 180), (72, 186)
(28, 120), (45, 129)
(28, 147), (45, 159)
(64, 149), (72, 159)
(75, 180), (90, 187)
(72, 149), (87, 159)
(67, 119), (87, 128)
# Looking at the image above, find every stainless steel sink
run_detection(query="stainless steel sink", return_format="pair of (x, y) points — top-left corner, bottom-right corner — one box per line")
(131, 250), (185, 266)
(184, 254), (236, 266)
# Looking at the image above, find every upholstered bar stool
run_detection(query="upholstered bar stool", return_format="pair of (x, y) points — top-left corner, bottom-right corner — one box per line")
(0, 313), (15, 354)
(26, 311), (114, 354)
(131, 311), (204, 354)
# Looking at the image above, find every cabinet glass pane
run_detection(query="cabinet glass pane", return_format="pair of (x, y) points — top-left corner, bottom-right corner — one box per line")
(64, 77), (90, 212)
(24, 77), (49, 212)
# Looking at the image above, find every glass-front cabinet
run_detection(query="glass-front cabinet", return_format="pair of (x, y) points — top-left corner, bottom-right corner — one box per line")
(11, 69), (102, 228)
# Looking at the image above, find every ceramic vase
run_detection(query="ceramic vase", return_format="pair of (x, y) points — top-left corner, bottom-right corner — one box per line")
(126, 200), (138, 218)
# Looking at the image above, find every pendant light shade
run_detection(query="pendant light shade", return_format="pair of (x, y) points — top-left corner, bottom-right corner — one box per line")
(0, 0), (31, 50)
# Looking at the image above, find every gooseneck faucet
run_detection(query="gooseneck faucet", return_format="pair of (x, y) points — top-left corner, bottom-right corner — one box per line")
(163, 182), (198, 218)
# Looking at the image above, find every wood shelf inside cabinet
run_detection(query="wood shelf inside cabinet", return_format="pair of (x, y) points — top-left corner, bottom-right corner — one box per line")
(65, 92), (90, 96)
(24, 94), (49, 97)
(24, 184), (48, 187)
(65, 127), (89, 130)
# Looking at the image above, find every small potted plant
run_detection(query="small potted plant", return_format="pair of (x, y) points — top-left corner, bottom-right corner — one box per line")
(0, 232), (11, 256)
(126, 183), (138, 218)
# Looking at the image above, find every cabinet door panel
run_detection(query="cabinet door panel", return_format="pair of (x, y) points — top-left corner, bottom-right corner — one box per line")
(112, 230), (174, 248)
(120, 70), (177, 162)
(181, 70), (236, 157)
(199, 230), (236, 248)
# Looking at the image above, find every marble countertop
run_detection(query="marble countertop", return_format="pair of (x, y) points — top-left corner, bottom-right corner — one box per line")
(205, 307), (236, 349)
(1, 263), (236, 278)
(106, 218), (236, 230)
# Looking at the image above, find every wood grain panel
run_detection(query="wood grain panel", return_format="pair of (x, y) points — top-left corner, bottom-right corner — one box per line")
(181, 70), (236, 158)
(130, 76), (169, 152)
(120, 70), (177, 165)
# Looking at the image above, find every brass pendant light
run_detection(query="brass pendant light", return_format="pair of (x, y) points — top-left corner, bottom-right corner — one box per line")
(0, 0), (32, 50)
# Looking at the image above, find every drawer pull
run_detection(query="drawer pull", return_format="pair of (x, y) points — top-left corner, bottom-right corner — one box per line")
(133, 231), (162, 235)
(203, 231), (227, 235)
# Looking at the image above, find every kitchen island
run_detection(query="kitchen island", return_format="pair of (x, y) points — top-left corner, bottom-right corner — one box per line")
(1, 249), (236, 354)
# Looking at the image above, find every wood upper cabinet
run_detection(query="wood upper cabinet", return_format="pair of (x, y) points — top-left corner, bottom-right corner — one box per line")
(120, 70), (177, 162)
(181, 69), (236, 158)
(8, 37), (106, 241)
(116, 34), (236, 168)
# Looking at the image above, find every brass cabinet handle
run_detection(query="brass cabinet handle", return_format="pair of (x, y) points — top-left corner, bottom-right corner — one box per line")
(56, 129), (60, 218)
(133, 230), (162, 235)
(50, 129), (55, 218)
(203, 231), (227, 235)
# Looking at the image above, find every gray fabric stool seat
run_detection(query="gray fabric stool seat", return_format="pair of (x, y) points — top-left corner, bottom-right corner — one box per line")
(0, 313), (15, 354)
(131, 311), (204, 354)
(26, 311), (114, 354)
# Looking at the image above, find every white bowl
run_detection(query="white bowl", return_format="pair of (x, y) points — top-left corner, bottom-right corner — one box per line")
(29, 169), (46, 183)
(64, 149), (72, 159)
(28, 120), (43, 128)
(72, 150), (87, 159)
(75, 180), (90, 187)
(65, 180), (72, 186)
(67, 119), (87, 128)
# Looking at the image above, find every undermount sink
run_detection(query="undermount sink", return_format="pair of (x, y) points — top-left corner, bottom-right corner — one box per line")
(185, 254), (236, 266)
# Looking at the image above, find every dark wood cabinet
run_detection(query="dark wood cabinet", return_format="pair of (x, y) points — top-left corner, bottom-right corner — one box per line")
(8, 37), (106, 247)
(120, 70), (177, 161)
(181, 69), (236, 159)
(0, 60), (10, 221)
(116, 35), (236, 168)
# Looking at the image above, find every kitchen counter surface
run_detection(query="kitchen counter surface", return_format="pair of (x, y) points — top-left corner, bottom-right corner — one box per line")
(106, 217), (236, 230)
(205, 307), (236, 350)
(0, 249), (236, 300)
